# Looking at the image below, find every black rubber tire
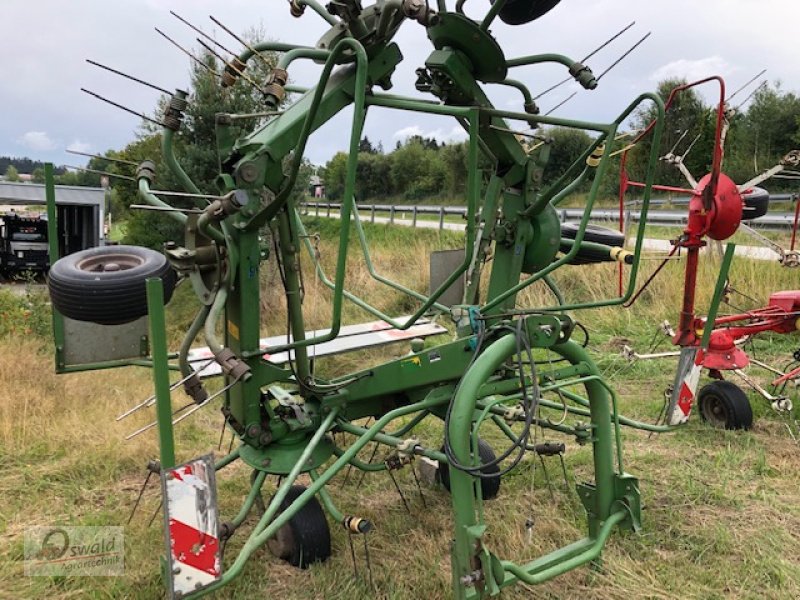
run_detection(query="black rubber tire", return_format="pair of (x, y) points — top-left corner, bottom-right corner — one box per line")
(47, 245), (175, 325)
(560, 223), (624, 265)
(697, 380), (753, 431)
(438, 438), (501, 500)
(742, 187), (770, 220)
(494, 0), (562, 25)
(266, 485), (331, 569)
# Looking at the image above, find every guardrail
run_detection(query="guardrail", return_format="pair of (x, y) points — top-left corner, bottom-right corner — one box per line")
(302, 200), (799, 231)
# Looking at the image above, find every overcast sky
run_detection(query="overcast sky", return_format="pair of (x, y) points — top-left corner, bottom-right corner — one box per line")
(2, 0), (799, 171)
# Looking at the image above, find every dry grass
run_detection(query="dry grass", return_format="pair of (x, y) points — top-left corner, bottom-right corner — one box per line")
(1, 219), (799, 599)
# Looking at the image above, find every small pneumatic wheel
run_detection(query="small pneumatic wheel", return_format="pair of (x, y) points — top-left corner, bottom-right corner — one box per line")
(47, 245), (175, 325)
(438, 438), (501, 500)
(697, 380), (753, 431)
(266, 485), (331, 569)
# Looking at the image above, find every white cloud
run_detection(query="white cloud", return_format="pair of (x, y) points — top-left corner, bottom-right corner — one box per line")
(393, 124), (468, 143)
(18, 131), (57, 152)
(393, 125), (424, 139)
(649, 56), (734, 84)
(66, 139), (93, 154)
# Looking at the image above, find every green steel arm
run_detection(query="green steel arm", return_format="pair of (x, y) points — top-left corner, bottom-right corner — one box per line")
(195, 397), (446, 596)
(147, 278), (176, 469)
(494, 78), (534, 106)
(350, 203), (450, 312)
(500, 511), (626, 585)
(481, 92), (664, 313)
(293, 0), (339, 26)
(137, 178), (187, 225)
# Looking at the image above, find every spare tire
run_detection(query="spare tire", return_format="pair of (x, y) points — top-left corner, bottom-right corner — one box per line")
(48, 245), (176, 325)
(742, 187), (770, 220)
(493, 0), (562, 25)
(560, 223), (624, 265)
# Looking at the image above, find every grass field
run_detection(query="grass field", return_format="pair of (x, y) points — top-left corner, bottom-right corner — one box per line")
(1, 219), (799, 599)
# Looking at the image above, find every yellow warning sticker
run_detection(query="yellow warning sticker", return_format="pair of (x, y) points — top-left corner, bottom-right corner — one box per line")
(401, 356), (422, 368)
(227, 320), (240, 340)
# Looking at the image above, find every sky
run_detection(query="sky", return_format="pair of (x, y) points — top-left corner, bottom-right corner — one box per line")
(2, 0), (799, 171)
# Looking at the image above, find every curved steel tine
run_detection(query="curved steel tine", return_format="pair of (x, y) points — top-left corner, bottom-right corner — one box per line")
(116, 358), (216, 421)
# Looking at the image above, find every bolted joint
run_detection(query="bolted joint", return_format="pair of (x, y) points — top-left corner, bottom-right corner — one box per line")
(221, 57), (247, 88)
(264, 83), (286, 104)
(289, 0), (305, 17)
(146, 459), (162, 474)
(342, 516), (373, 534)
(214, 348), (252, 381)
(183, 373), (208, 405)
(586, 144), (605, 168)
(267, 68), (289, 86)
(203, 190), (246, 222)
(523, 100), (540, 116)
(162, 90), (189, 131)
(136, 160), (157, 183)
(460, 570), (484, 586)
(534, 442), (566, 457)
(569, 62), (597, 90)
(403, 0), (439, 26)
(264, 68), (289, 106)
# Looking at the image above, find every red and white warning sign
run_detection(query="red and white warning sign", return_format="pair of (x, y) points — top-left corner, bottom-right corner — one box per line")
(161, 455), (221, 597)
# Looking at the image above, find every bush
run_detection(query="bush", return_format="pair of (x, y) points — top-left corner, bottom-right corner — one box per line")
(0, 284), (51, 339)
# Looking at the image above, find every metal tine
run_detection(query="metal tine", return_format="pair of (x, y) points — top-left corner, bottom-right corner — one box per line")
(116, 358), (216, 421)
(222, 111), (284, 121)
(64, 164), (136, 182)
(734, 80), (767, 112)
(681, 132), (703, 161)
(170, 376), (241, 426)
(148, 499), (162, 527)
(154, 27), (223, 80)
(341, 417), (373, 486)
(355, 442), (381, 489)
(347, 533), (359, 579)
(538, 455), (555, 501)
(125, 400), (194, 440)
(171, 11), (238, 58)
(533, 21), (636, 101)
(195, 38), (269, 96)
(208, 15), (274, 69)
(127, 470), (154, 524)
(80, 88), (168, 128)
(66, 149), (138, 167)
(726, 68), (767, 103)
(386, 467), (411, 514)
(664, 129), (690, 158)
(149, 189), (235, 201)
(86, 59), (174, 97)
(410, 459), (427, 508)
(363, 533), (375, 591)
(130, 204), (205, 214)
(544, 91), (576, 116)
(488, 125), (548, 140)
(126, 368), (232, 440)
(596, 31), (652, 82)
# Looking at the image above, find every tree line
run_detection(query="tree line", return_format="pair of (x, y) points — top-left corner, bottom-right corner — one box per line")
(323, 78), (800, 204)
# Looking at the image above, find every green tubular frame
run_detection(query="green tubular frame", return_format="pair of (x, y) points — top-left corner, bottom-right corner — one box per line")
(51, 5), (676, 599)
(447, 335), (638, 598)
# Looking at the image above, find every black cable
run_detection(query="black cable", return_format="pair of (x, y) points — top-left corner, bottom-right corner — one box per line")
(574, 320), (590, 348)
(442, 316), (540, 479)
